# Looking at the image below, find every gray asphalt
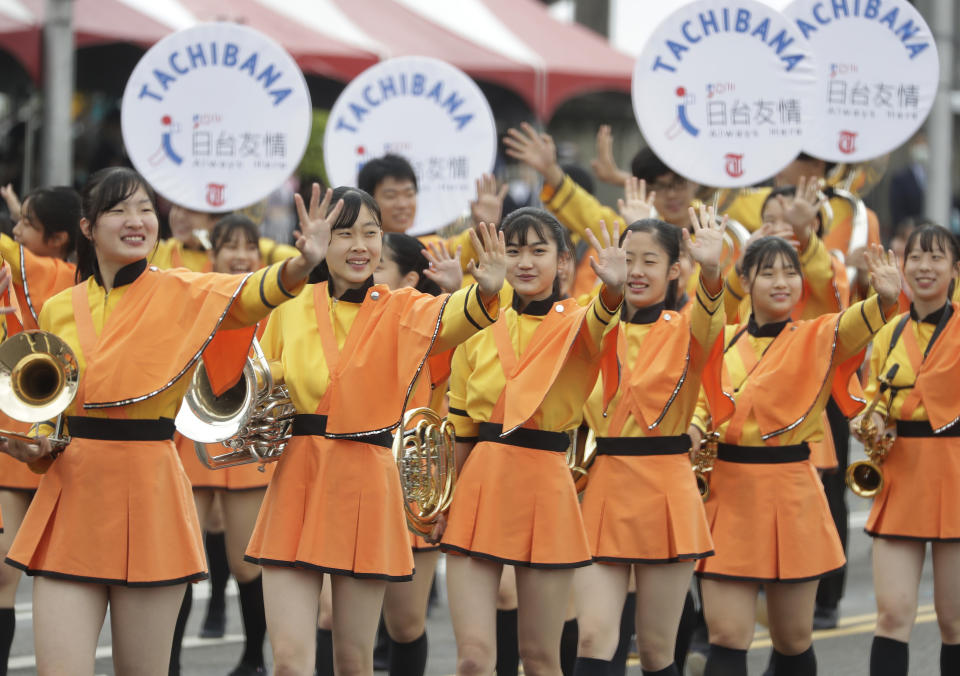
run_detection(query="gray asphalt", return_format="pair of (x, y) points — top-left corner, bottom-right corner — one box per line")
(6, 445), (945, 674)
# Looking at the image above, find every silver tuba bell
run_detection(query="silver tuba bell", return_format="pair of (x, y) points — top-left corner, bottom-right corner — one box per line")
(175, 339), (295, 470)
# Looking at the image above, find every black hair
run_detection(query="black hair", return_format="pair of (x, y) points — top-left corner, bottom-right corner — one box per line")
(308, 186), (383, 285)
(620, 218), (682, 311)
(357, 154), (418, 196)
(630, 146), (675, 184)
(561, 163), (595, 196)
(795, 152), (836, 175)
(76, 167), (158, 283)
(499, 207), (569, 296)
(741, 236), (802, 283)
(381, 233), (442, 296)
(20, 186), (81, 258)
(903, 223), (960, 299)
(211, 214), (260, 255)
(761, 185), (824, 236)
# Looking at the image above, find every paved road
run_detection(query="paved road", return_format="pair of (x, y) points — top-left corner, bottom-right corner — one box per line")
(6, 447), (944, 674)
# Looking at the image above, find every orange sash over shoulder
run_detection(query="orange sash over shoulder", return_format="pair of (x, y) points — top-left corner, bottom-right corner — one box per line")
(720, 314), (864, 440)
(15, 246), (76, 330)
(76, 267), (256, 409)
(902, 304), (960, 432)
(492, 300), (618, 434)
(311, 282), (449, 436)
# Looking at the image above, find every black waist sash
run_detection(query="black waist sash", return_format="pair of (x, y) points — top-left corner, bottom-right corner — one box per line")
(595, 434), (691, 456)
(896, 420), (960, 438)
(67, 416), (175, 441)
(716, 442), (810, 464)
(478, 422), (570, 453)
(290, 414), (393, 449)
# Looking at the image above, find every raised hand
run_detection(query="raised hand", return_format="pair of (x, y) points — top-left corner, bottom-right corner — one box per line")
(422, 241), (464, 295)
(617, 176), (656, 225)
(467, 222), (507, 302)
(503, 122), (564, 188)
(0, 184), (20, 222)
(584, 220), (629, 293)
(683, 205), (726, 282)
(591, 125), (630, 187)
(470, 173), (508, 228)
(776, 175), (825, 248)
(293, 183), (344, 269)
(864, 243), (902, 308)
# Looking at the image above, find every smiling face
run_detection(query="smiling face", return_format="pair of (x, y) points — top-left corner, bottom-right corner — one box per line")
(505, 225), (559, 303)
(650, 172), (697, 226)
(373, 177), (417, 234)
(81, 185), (159, 267)
(903, 237), (959, 307)
(744, 252), (803, 324)
(326, 204), (383, 291)
(13, 198), (66, 258)
(624, 230), (679, 311)
(212, 229), (261, 275)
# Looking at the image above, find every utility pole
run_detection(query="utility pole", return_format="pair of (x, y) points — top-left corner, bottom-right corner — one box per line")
(41, 0), (74, 186)
(927, 0), (954, 228)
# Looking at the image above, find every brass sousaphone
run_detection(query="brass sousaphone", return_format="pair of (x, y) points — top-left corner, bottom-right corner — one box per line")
(175, 339), (295, 470)
(0, 330), (78, 448)
(392, 407), (456, 537)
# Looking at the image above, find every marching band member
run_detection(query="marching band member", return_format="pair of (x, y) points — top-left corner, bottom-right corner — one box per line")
(0, 186), (79, 674)
(244, 186), (505, 676)
(688, 237), (900, 676)
(439, 208), (627, 676)
(173, 214), (280, 676)
(575, 207), (726, 676)
(1, 166), (329, 675)
(854, 224), (960, 676)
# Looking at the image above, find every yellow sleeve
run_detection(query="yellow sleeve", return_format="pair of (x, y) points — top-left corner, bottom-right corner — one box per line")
(581, 287), (620, 356)
(722, 189), (768, 232)
(800, 234), (842, 313)
(431, 283), (500, 354)
(448, 342), (478, 439)
(837, 295), (895, 362)
(723, 265), (747, 323)
(259, 305), (285, 362)
(222, 260), (306, 329)
(690, 273), (725, 368)
(259, 238), (300, 265)
(864, 323), (894, 419)
(540, 175), (621, 242)
(0, 234), (22, 279)
(690, 386), (710, 434)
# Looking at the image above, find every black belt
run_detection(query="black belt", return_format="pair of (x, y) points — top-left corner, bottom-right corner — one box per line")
(595, 434), (691, 456)
(478, 422), (570, 453)
(290, 414), (393, 449)
(896, 420), (960, 438)
(716, 442), (810, 464)
(66, 416), (175, 441)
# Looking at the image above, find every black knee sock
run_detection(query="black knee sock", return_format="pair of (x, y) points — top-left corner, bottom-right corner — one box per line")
(642, 664), (680, 676)
(560, 619), (578, 676)
(573, 657), (611, 676)
(204, 531), (228, 621)
(870, 636), (908, 676)
(704, 644), (747, 676)
(610, 592), (636, 676)
(388, 632), (428, 676)
(771, 647), (816, 676)
(941, 642), (960, 675)
(315, 628), (334, 676)
(236, 575), (266, 668)
(674, 590), (697, 671)
(169, 584), (192, 676)
(0, 607), (14, 676)
(495, 609), (519, 676)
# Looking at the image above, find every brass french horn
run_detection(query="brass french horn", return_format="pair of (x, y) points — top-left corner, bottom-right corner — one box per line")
(392, 407), (456, 537)
(0, 330), (78, 448)
(175, 339), (295, 470)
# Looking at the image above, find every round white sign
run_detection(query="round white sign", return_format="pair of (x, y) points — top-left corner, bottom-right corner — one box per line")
(121, 23), (312, 212)
(633, 0), (816, 188)
(783, 0), (938, 162)
(324, 56), (497, 235)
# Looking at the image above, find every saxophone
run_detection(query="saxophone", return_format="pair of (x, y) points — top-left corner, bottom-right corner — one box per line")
(845, 364), (900, 498)
(692, 430), (719, 501)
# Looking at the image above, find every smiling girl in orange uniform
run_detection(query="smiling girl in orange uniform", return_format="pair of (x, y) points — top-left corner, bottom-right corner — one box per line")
(688, 237), (900, 676)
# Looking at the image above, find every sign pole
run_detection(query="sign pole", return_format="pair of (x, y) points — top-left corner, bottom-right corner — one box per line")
(41, 0), (74, 187)
(927, 0), (954, 229)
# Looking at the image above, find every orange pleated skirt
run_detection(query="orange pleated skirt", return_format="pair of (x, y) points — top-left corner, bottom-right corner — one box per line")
(0, 453), (40, 492)
(866, 433), (960, 542)
(6, 437), (206, 586)
(581, 453), (714, 564)
(440, 441), (591, 568)
(696, 452), (844, 583)
(245, 434), (414, 581)
(175, 433), (275, 491)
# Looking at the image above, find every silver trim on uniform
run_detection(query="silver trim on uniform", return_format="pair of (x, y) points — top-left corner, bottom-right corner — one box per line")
(19, 245), (39, 325)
